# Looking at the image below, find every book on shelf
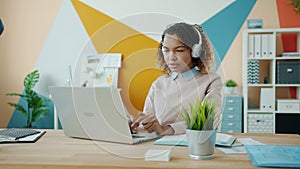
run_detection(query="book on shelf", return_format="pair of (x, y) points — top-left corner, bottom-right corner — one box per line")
(280, 52), (300, 57)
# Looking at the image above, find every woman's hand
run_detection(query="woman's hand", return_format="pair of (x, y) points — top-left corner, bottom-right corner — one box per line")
(129, 111), (144, 133)
(131, 112), (174, 135)
(127, 114), (136, 134)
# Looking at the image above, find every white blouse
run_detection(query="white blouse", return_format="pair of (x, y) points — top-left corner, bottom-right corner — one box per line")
(142, 71), (224, 134)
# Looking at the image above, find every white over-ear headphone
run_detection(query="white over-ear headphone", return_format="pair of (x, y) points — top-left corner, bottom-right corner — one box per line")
(191, 25), (202, 58)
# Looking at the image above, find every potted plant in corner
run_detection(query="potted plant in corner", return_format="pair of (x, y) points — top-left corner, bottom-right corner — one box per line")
(225, 79), (238, 95)
(180, 99), (217, 160)
(7, 70), (49, 128)
(289, 0), (300, 14)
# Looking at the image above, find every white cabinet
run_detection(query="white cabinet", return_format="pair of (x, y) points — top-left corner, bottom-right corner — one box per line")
(242, 28), (300, 133)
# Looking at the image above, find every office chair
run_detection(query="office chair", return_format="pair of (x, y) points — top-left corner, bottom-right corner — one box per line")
(0, 19), (4, 36)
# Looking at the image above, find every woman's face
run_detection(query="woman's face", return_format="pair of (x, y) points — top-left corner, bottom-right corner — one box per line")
(162, 34), (194, 73)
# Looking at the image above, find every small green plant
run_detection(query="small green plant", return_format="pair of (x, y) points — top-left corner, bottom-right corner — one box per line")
(225, 79), (238, 87)
(180, 99), (216, 130)
(7, 70), (49, 128)
(289, 0), (300, 14)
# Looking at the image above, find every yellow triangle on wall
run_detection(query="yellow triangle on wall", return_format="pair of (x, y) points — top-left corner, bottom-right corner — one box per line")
(71, 0), (162, 115)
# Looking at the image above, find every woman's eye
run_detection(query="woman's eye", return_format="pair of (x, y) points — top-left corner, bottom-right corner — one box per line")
(176, 49), (184, 52)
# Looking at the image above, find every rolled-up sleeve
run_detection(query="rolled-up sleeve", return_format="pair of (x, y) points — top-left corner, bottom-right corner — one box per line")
(169, 121), (186, 135)
(204, 75), (224, 130)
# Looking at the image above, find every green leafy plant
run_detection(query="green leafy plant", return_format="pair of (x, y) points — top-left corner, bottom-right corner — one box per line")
(7, 70), (49, 128)
(180, 99), (216, 130)
(225, 79), (238, 87)
(289, 0), (300, 14)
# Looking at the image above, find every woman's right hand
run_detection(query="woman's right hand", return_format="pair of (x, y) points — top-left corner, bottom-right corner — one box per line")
(130, 111), (145, 133)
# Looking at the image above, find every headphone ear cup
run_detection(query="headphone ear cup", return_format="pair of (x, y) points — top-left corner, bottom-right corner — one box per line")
(192, 44), (202, 58)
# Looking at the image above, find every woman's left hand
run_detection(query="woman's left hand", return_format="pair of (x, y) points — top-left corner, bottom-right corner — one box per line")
(140, 114), (174, 135)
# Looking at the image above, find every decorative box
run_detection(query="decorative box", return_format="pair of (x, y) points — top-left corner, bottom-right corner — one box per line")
(276, 61), (300, 84)
(247, 113), (273, 133)
(277, 99), (300, 112)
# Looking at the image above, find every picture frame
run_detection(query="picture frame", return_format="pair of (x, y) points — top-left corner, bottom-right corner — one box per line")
(247, 19), (263, 29)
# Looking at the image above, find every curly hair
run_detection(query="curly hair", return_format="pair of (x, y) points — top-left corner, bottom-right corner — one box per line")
(157, 23), (215, 74)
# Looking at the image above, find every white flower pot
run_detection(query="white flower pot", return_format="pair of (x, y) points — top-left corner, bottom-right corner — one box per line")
(186, 129), (216, 160)
(225, 87), (236, 94)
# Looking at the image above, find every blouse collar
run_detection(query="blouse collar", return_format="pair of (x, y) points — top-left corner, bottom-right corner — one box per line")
(171, 66), (199, 81)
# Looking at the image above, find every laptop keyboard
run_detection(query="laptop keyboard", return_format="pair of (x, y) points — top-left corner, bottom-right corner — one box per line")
(132, 134), (146, 138)
(0, 128), (40, 140)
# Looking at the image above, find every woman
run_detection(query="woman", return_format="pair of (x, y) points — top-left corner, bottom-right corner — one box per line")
(131, 23), (224, 135)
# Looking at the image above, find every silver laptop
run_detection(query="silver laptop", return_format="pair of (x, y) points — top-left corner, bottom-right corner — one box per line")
(48, 86), (159, 144)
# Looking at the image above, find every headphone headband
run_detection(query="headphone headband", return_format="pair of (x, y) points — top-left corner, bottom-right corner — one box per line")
(194, 25), (202, 46)
(191, 25), (203, 58)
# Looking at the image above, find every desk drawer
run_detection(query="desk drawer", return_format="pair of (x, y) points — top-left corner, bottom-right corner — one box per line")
(222, 113), (241, 120)
(223, 106), (242, 114)
(221, 95), (243, 133)
(221, 121), (242, 132)
(221, 127), (242, 133)
(222, 120), (241, 127)
(224, 96), (242, 106)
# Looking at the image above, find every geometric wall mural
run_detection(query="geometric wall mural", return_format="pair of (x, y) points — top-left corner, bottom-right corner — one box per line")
(72, 0), (256, 114)
(8, 0), (257, 128)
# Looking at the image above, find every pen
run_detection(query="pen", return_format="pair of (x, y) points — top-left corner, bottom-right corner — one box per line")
(231, 144), (244, 147)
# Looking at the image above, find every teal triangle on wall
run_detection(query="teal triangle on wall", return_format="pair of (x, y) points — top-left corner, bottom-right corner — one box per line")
(202, 0), (256, 65)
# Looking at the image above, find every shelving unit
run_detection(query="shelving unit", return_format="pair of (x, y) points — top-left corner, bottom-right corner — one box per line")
(243, 28), (300, 134)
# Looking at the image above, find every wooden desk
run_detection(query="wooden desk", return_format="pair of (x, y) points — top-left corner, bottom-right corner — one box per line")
(0, 130), (299, 169)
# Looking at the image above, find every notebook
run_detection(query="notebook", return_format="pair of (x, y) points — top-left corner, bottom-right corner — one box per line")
(154, 133), (237, 147)
(0, 128), (46, 143)
(48, 86), (159, 144)
(245, 145), (300, 168)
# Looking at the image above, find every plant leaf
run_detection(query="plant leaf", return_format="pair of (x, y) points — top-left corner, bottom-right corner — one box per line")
(6, 93), (25, 97)
(24, 70), (40, 89)
(7, 102), (29, 117)
(179, 98), (217, 131)
(31, 106), (48, 122)
(6, 69), (49, 127)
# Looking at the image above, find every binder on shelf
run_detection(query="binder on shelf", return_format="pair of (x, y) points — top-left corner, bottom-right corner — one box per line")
(261, 34), (268, 58)
(267, 34), (275, 58)
(254, 34), (261, 58)
(248, 34), (254, 58)
(260, 88), (274, 111)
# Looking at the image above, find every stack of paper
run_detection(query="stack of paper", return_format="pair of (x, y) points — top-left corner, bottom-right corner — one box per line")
(145, 149), (171, 161)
